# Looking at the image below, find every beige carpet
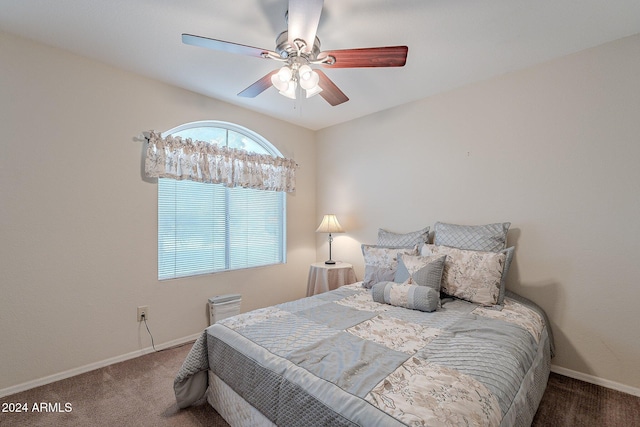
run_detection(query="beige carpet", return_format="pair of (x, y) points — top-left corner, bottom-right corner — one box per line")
(532, 372), (640, 427)
(0, 343), (228, 427)
(2, 342), (639, 426)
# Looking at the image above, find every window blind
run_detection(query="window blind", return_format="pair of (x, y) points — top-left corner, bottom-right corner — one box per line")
(158, 179), (285, 280)
(228, 186), (285, 270)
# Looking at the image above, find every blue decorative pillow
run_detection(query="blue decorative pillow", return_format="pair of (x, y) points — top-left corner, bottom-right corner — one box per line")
(377, 227), (429, 247)
(371, 281), (439, 313)
(394, 254), (447, 293)
(433, 222), (510, 252)
(497, 246), (515, 306)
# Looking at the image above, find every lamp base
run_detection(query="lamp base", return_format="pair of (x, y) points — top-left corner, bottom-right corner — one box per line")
(324, 260), (336, 265)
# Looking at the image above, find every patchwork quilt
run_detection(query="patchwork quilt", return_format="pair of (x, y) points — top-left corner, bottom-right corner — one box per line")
(175, 284), (552, 426)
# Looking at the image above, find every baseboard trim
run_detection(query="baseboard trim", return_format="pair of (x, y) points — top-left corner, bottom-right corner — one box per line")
(551, 364), (640, 397)
(0, 333), (201, 399)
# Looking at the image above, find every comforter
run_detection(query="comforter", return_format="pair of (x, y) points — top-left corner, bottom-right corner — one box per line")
(175, 283), (553, 426)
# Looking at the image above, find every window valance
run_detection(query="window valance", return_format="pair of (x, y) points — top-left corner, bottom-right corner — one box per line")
(144, 130), (298, 192)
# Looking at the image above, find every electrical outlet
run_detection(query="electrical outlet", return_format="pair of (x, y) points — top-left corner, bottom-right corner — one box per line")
(137, 306), (149, 321)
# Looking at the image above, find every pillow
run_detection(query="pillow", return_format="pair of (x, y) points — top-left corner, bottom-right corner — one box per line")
(433, 222), (510, 252)
(371, 281), (439, 313)
(422, 244), (506, 306)
(377, 227), (429, 247)
(422, 245), (514, 306)
(361, 244), (419, 289)
(496, 246), (514, 306)
(394, 254), (447, 293)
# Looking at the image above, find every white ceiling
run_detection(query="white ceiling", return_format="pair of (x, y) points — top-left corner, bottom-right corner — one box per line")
(2, 0), (640, 130)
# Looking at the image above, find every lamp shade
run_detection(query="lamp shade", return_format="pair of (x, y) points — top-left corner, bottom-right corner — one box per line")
(279, 80), (297, 99)
(316, 214), (345, 234)
(271, 65), (293, 92)
(305, 85), (323, 98)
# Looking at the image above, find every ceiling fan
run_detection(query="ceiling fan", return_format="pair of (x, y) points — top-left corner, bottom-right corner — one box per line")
(182, 0), (408, 106)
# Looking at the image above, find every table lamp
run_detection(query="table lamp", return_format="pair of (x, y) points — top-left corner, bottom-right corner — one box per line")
(315, 214), (345, 264)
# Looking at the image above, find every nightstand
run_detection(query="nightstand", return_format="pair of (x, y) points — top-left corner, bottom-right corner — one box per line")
(306, 262), (357, 296)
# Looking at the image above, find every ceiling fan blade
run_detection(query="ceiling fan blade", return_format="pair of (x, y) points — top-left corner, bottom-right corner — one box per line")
(182, 34), (271, 58)
(320, 46), (408, 68)
(315, 70), (348, 106)
(238, 70), (278, 98)
(287, 0), (324, 52)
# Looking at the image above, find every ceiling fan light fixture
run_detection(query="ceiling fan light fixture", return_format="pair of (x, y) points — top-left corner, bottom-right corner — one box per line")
(299, 69), (319, 90)
(305, 85), (323, 98)
(271, 62), (322, 100)
(298, 64), (313, 81)
(271, 75), (288, 92)
(276, 65), (293, 82)
(279, 80), (297, 99)
(271, 65), (293, 92)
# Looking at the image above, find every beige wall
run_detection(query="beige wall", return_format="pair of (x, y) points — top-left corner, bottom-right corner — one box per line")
(316, 34), (640, 391)
(0, 31), (316, 392)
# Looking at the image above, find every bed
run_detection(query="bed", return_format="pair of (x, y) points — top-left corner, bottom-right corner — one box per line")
(174, 222), (554, 426)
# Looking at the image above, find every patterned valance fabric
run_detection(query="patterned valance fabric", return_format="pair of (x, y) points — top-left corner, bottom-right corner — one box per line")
(144, 131), (298, 192)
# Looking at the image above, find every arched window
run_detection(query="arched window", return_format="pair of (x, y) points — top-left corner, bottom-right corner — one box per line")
(157, 121), (286, 280)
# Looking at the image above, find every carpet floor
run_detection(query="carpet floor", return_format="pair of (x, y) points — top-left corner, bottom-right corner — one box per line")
(532, 371), (640, 427)
(1, 342), (639, 426)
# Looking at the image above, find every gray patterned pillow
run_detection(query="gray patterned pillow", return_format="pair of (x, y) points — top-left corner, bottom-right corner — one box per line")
(371, 281), (439, 312)
(361, 244), (419, 289)
(377, 227), (429, 247)
(394, 254), (447, 293)
(422, 244), (506, 306)
(433, 222), (510, 252)
(421, 244), (514, 307)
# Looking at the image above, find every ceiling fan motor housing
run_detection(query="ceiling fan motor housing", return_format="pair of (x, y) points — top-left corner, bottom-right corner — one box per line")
(275, 31), (321, 59)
